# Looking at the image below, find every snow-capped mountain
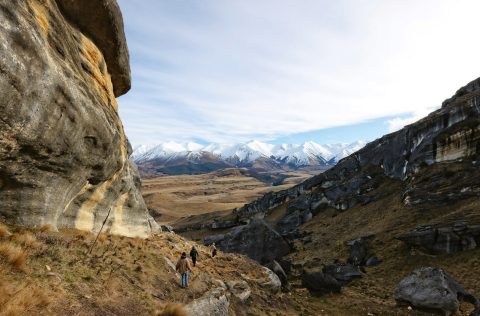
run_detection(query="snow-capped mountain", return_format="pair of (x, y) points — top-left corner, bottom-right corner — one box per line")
(132, 140), (366, 176)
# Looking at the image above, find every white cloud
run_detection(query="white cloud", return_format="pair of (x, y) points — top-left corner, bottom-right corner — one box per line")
(117, 0), (480, 146)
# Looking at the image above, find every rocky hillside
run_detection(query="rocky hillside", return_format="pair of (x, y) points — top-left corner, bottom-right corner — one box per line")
(0, 1), (156, 237)
(0, 223), (299, 315)
(177, 77), (480, 315)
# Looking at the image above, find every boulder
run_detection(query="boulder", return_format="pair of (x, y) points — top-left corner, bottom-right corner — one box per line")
(0, 0), (156, 237)
(322, 263), (362, 285)
(267, 260), (291, 292)
(204, 220), (291, 264)
(395, 267), (479, 315)
(260, 267), (282, 294)
(225, 280), (251, 302)
(302, 270), (341, 294)
(398, 222), (480, 254)
(184, 288), (229, 316)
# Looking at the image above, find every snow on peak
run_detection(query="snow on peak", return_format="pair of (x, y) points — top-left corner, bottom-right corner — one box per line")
(132, 140), (367, 166)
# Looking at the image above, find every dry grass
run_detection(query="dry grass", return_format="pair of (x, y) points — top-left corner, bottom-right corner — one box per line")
(156, 303), (188, 316)
(142, 169), (313, 224)
(40, 224), (54, 233)
(0, 243), (27, 271)
(0, 285), (50, 316)
(13, 232), (40, 249)
(0, 225), (11, 239)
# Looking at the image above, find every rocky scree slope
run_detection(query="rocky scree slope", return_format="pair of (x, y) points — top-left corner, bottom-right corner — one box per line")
(0, 0), (157, 237)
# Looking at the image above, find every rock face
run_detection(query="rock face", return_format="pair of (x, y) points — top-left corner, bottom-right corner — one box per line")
(395, 267), (479, 315)
(0, 1), (157, 237)
(398, 222), (480, 254)
(204, 220), (291, 264)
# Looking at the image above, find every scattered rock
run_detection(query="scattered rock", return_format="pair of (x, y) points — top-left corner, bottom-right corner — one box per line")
(365, 256), (382, 267)
(346, 237), (370, 266)
(323, 263), (362, 285)
(398, 222), (480, 254)
(395, 267), (479, 315)
(302, 270), (341, 294)
(184, 288), (229, 316)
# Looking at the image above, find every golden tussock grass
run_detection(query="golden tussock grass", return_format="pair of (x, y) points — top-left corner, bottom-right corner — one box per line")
(13, 232), (40, 249)
(0, 285), (50, 315)
(0, 225), (11, 239)
(0, 243), (27, 271)
(40, 224), (54, 233)
(156, 303), (188, 316)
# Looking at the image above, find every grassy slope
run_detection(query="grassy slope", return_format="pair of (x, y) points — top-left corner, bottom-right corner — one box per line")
(0, 225), (298, 315)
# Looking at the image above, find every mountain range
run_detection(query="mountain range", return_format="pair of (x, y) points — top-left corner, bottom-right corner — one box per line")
(132, 140), (367, 176)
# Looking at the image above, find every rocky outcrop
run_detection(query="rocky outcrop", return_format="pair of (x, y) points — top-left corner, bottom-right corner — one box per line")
(398, 222), (480, 254)
(204, 220), (291, 264)
(395, 267), (479, 315)
(54, 0), (130, 96)
(0, 1), (157, 237)
(222, 77), (480, 239)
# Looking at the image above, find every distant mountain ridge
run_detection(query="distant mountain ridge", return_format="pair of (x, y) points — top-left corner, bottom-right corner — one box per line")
(132, 140), (366, 176)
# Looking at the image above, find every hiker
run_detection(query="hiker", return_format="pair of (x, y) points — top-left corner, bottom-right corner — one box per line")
(210, 242), (217, 258)
(175, 252), (192, 288)
(189, 246), (198, 267)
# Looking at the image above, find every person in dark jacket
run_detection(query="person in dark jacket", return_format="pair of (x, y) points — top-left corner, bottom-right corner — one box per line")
(189, 246), (198, 267)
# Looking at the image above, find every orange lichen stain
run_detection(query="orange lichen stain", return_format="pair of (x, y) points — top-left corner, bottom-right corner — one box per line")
(80, 35), (118, 111)
(29, 0), (50, 36)
(80, 36), (127, 161)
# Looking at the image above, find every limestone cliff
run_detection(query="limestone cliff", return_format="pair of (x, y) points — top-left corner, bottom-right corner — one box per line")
(0, 0), (157, 237)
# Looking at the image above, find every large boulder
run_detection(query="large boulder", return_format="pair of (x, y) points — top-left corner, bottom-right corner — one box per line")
(398, 222), (480, 254)
(184, 288), (229, 316)
(0, 1), (157, 237)
(204, 220), (291, 264)
(395, 267), (479, 315)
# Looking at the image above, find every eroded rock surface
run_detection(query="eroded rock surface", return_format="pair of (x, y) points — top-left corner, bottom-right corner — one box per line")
(398, 222), (480, 254)
(395, 267), (479, 315)
(184, 287), (229, 316)
(0, 1), (157, 237)
(204, 220), (291, 264)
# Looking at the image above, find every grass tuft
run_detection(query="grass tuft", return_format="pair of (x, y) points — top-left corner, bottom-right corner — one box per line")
(156, 303), (188, 316)
(0, 225), (12, 239)
(0, 243), (27, 271)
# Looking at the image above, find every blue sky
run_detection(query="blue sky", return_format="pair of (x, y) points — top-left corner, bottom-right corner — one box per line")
(117, 0), (480, 146)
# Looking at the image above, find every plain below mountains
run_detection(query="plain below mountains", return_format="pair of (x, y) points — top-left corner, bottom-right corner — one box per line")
(133, 140), (366, 177)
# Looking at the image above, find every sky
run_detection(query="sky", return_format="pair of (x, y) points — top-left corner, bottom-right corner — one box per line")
(117, 0), (480, 146)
